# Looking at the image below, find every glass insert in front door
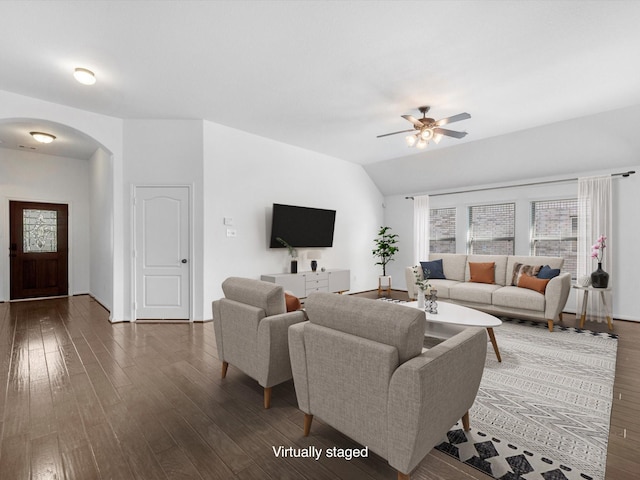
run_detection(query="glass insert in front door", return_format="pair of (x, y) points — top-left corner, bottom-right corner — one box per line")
(23, 209), (58, 253)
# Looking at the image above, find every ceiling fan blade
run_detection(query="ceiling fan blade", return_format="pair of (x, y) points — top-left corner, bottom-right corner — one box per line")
(376, 129), (415, 138)
(401, 115), (425, 128)
(433, 127), (467, 139)
(435, 112), (471, 126)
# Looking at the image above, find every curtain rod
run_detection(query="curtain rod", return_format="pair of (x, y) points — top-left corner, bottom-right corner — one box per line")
(405, 170), (635, 199)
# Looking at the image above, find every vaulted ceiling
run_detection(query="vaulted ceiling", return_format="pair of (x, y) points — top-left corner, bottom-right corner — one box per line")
(1, 1), (640, 172)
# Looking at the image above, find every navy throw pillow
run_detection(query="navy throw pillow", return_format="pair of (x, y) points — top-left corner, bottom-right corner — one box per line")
(420, 259), (446, 279)
(537, 265), (561, 279)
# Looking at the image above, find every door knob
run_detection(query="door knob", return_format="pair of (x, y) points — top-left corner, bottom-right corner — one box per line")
(181, 259), (188, 264)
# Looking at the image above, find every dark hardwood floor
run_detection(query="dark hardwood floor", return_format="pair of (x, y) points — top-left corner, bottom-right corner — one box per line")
(0, 293), (637, 479)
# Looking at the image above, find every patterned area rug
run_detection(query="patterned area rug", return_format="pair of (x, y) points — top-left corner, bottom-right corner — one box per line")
(433, 318), (618, 480)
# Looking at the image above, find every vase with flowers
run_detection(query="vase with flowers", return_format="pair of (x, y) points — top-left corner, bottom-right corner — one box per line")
(590, 234), (609, 288)
(413, 265), (431, 309)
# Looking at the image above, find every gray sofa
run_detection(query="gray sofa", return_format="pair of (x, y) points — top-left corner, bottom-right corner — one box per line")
(288, 292), (487, 480)
(405, 253), (571, 331)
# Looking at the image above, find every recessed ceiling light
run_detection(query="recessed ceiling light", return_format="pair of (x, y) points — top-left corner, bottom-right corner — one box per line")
(74, 67), (96, 85)
(30, 131), (56, 144)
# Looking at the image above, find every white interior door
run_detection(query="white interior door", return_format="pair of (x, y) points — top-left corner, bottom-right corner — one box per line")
(134, 186), (190, 320)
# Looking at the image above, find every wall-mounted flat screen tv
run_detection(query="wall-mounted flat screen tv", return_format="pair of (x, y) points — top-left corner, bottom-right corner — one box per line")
(269, 203), (336, 248)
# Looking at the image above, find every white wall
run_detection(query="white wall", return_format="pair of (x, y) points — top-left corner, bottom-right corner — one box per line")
(384, 166), (640, 321)
(377, 105), (640, 322)
(0, 148), (91, 299)
(202, 120), (384, 318)
(0, 90), (124, 320)
(366, 104), (640, 198)
(89, 147), (113, 310)
(122, 119), (205, 320)
(119, 119), (385, 321)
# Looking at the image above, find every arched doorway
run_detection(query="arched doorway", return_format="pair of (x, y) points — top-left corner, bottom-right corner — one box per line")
(0, 118), (114, 310)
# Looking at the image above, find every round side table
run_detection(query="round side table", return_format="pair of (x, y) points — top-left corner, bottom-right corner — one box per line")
(572, 285), (613, 330)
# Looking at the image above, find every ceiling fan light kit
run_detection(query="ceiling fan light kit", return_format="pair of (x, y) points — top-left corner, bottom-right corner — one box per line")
(378, 105), (470, 148)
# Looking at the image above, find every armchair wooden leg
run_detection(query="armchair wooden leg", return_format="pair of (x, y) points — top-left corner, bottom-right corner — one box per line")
(303, 414), (313, 436)
(398, 471), (410, 480)
(547, 319), (554, 332)
(221, 361), (229, 379)
(462, 411), (470, 432)
(264, 387), (272, 409)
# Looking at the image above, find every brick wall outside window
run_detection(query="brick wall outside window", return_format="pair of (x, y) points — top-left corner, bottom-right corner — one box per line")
(468, 203), (515, 255)
(531, 199), (578, 278)
(430, 207), (456, 253)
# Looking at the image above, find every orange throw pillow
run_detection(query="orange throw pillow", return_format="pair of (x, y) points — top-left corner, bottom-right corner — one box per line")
(518, 273), (550, 294)
(469, 262), (495, 284)
(285, 292), (301, 312)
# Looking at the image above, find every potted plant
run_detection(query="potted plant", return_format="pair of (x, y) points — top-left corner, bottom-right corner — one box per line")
(277, 237), (299, 273)
(372, 226), (399, 295)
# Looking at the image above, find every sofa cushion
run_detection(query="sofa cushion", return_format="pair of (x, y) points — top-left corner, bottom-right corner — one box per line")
(426, 279), (459, 299)
(537, 265), (561, 279)
(469, 262), (495, 284)
(511, 263), (542, 286)
(506, 256), (564, 284)
(304, 292), (425, 364)
(449, 282), (502, 304)
(518, 273), (551, 294)
(493, 285), (545, 312)
(429, 253), (467, 282)
(466, 255), (509, 285)
(420, 259), (446, 279)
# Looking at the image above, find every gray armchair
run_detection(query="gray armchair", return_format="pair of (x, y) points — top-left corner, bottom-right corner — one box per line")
(288, 292), (487, 480)
(212, 277), (305, 408)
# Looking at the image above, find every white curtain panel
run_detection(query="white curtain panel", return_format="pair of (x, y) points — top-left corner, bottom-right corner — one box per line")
(413, 195), (430, 265)
(577, 176), (612, 323)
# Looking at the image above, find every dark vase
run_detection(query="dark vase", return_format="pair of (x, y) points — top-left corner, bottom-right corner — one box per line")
(311, 260), (317, 272)
(290, 260), (298, 274)
(591, 262), (609, 288)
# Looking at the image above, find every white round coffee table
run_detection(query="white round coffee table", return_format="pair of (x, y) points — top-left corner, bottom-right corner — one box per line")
(403, 300), (503, 362)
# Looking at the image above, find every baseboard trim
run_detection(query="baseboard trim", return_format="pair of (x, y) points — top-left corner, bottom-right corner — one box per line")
(88, 295), (111, 314)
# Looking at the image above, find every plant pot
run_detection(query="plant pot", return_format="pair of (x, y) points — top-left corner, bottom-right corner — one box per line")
(378, 275), (391, 297)
(591, 262), (609, 288)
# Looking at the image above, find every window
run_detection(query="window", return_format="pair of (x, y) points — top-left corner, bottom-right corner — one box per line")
(531, 199), (578, 278)
(23, 209), (58, 253)
(430, 207), (456, 253)
(468, 203), (515, 255)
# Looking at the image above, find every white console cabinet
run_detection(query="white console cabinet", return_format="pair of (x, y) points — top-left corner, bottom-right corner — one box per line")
(261, 269), (350, 298)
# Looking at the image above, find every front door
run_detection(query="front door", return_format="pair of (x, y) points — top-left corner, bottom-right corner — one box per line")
(134, 186), (190, 320)
(9, 201), (69, 300)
